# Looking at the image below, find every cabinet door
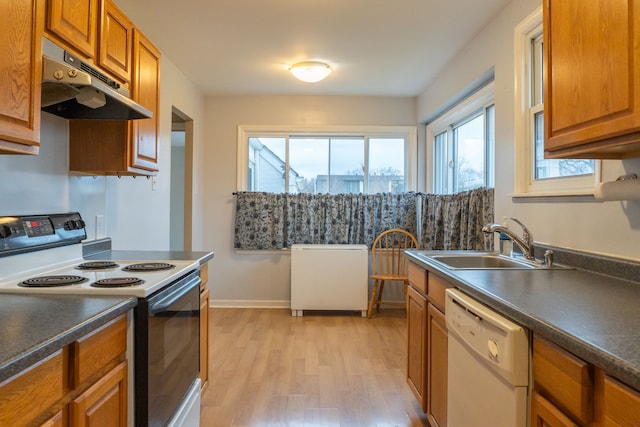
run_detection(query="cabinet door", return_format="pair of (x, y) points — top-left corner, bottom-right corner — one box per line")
(601, 374), (640, 426)
(406, 285), (428, 411)
(71, 361), (127, 427)
(98, 0), (133, 84)
(427, 303), (447, 427)
(543, 0), (640, 158)
(0, 0), (43, 154)
(200, 286), (210, 392)
(131, 29), (160, 172)
(531, 392), (579, 427)
(46, 0), (97, 58)
(0, 349), (65, 427)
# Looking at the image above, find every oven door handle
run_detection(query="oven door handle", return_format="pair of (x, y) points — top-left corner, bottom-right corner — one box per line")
(149, 274), (201, 314)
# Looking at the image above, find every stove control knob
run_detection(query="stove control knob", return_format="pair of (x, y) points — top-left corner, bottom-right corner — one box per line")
(0, 225), (11, 238)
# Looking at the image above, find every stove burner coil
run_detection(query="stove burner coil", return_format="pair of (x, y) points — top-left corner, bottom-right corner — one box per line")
(122, 262), (175, 272)
(19, 275), (89, 287)
(76, 261), (120, 270)
(91, 277), (145, 288)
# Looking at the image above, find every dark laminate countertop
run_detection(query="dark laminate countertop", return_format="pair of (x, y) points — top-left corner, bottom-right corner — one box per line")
(405, 249), (640, 391)
(0, 294), (136, 384)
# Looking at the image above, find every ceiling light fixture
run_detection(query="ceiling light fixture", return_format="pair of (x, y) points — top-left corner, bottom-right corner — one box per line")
(289, 61), (332, 83)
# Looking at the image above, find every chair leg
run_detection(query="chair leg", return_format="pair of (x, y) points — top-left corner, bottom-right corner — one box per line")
(367, 279), (380, 318)
(376, 280), (385, 312)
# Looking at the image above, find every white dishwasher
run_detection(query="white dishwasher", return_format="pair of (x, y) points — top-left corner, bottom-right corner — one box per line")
(445, 288), (530, 427)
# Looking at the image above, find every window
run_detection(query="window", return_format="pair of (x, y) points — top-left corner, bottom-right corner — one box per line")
(238, 126), (417, 194)
(514, 8), (599, 196)
(428, 83), (495, 194)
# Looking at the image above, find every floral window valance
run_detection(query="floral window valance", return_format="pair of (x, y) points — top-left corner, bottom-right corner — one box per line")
(233, 188), (493, 251)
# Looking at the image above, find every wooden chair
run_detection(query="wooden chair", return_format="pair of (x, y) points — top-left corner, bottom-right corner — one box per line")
(367, 228), (419, 318)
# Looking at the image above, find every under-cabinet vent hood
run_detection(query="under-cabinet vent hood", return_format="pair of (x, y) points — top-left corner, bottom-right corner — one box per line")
(41, 38), (152, 120)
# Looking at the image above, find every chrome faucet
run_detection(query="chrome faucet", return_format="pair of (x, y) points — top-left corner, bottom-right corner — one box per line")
(482, 217), (535, 260)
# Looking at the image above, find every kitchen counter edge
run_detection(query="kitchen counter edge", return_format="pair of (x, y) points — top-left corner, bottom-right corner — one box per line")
(0, 295), (137, 384)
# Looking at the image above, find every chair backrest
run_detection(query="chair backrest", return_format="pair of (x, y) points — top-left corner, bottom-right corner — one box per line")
(371, 228), (419, 276)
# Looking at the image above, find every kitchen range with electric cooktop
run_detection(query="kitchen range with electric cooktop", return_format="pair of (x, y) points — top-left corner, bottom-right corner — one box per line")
(0, 212), (201, 427)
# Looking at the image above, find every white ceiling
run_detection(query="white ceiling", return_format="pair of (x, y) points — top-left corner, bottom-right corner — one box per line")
(114, 0), (511, 97)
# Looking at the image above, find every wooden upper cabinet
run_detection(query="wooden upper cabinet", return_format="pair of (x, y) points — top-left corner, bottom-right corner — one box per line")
(46, 0), (97, 59)
(98, 0), (133, 84)
(0, 0), (44, 155)
(131, 29), (160, 171)
(543, 0), (640, 158)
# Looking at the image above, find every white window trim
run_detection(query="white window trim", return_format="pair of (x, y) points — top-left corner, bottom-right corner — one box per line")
(426, 81), (495, 194)
(513, 6), (600, 198)
(237, 125), (418, 192)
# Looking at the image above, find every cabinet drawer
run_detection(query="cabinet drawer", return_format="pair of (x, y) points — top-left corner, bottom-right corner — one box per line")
(0, 349), (66, 427)
(427, 274), (451, 312)
(408, 261), (427, 294)
(72, 314), (127, 387)
(533, 336), (593, 425)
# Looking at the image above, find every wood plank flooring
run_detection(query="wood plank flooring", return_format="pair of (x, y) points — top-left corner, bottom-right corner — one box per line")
(201, 308), (429, 427)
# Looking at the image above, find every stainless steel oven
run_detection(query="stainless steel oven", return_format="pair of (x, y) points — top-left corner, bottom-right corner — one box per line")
(135, 269), (200, 427)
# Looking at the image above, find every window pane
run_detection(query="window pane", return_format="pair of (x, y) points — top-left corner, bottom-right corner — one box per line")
(531, 34), (544, 106)
(329, 138), (364, 194)
(290, 137), (329, 193)
(533, 112), (595, 180)
(454, 115), (485, 192)
(434, 132), (448, 194)
(248, 137), (287, 192)
(368, 138), (405, 193)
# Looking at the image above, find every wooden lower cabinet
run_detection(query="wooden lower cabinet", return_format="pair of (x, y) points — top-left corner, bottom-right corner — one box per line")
(0, 314), (129, 427)
(426, 303), (447, 427)
(406, 284), (428, 410)
(533, 334), (640, 426)
(531, 391), (579, 427)
(406, 261), (450, 426)
(71, 361), (127, 427)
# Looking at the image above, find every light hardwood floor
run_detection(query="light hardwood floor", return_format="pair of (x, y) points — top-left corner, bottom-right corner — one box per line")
(201, 308), (429, 427)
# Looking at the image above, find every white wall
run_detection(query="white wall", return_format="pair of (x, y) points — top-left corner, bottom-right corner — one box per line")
(203, 96), (416, 306)
(106, 56), (206, 250)
(418, 0), (640, 261)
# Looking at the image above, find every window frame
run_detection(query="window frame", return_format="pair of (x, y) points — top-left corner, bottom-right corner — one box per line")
(426, 82), (495, 194)
(513, 7), (600, 197)
(237, 125), (418, 193)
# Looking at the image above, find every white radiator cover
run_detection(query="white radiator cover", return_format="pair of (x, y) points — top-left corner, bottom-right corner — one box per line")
(290, 244), (368, 317)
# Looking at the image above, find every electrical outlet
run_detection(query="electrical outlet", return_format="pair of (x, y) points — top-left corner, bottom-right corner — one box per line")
(95, 215), (105, 239)
(151, 176), (157, 191)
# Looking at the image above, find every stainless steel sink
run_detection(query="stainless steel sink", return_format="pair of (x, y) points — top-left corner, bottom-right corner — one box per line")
(412, 251), (568, 270)
(431, 254), (536, 269)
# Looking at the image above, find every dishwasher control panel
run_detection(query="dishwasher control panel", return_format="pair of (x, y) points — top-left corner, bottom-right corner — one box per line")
(445, 288), (529, 386)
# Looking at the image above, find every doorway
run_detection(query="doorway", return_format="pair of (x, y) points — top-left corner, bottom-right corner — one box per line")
(170, 107), (193, 251)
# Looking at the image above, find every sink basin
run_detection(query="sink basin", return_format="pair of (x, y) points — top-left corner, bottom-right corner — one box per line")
(430, 254), (537, 269)
(412, 251), (568, 270)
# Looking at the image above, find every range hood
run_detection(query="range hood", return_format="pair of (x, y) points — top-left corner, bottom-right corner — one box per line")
(41, 38), (152, 120)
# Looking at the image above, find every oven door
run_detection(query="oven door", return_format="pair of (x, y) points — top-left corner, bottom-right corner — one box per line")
(135, 269), (201, 427)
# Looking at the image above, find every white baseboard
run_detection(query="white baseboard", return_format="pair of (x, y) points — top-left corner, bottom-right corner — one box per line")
(209, 299), (290, 309)
(208, 299), (406, 309)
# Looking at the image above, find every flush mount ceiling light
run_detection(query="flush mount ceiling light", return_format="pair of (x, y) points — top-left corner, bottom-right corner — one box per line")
(289, 61), (332, 83)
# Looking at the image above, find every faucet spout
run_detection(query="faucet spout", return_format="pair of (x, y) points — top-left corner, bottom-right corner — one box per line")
(482, 218), (535, 260)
